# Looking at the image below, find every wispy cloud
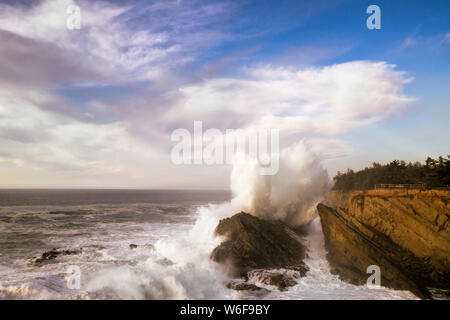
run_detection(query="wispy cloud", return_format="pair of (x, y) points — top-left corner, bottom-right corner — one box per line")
(398, 31), (450, 53)
(399, 37), (417, 50)
(0, 0), (233, 85)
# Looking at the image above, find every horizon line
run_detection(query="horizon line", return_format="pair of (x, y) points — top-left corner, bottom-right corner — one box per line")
(0, 187), (231, 191)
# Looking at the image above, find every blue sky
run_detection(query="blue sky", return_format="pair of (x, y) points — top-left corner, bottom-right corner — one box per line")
(0, 0), (448, 188)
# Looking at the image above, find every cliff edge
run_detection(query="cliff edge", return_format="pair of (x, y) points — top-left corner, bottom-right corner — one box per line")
(317, 189), (450, 299)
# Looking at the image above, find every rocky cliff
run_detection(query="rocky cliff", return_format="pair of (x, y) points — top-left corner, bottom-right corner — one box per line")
(317, 189), (450, 299)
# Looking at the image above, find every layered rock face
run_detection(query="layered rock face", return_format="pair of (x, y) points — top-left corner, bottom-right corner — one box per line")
(211, 212), (308, 290)
(318, 189), (450, 299)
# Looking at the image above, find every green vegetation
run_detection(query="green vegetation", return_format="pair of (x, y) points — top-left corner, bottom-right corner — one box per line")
(332, 156), (450, 191)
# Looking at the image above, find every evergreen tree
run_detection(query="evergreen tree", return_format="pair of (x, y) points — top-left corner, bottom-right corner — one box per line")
(332, 156), (450, 190)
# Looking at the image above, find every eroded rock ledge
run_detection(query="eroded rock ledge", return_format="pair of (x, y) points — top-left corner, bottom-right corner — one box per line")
(211, 212), (308, 291)
(317, 189), (450, 299)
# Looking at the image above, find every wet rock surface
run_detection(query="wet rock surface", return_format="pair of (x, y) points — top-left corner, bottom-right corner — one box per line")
(246, 269), (301, 291)
(210, 212), (309, 291)
(211, 212), (308, 274)
(226, 281), (263, 291)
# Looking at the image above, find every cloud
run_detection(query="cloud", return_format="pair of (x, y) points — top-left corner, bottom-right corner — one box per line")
(0, 0), (241, 187)
(441, 32), (450, 45)
(0, 60), (413, 187)
(0, 0), (415, 188)
(0, 0), (232, 86)
(166, 61), (413, 150)
(0, 30), (102, 88)
(399, 37), (417, 50)
(0, 86), (152, 168)
(398, 32), (450, 53)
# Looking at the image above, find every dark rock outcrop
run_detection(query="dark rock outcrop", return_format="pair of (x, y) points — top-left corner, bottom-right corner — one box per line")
(317, 189), (450, 299)
(211, 212), (308, 275)
(226, 281), (263, 291)
(246, 269), (301, 291)
(29, 248), (83, 266)
(211, 212), (308, 290)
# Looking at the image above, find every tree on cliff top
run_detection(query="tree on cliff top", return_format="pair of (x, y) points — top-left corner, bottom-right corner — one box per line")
(332, 155), (450, 190)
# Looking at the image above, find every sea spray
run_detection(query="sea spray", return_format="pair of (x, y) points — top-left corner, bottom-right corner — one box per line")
(77, 141), (331, 299)
(158, 140), (331, 264)
(106, 141), (330, 299)
(230, 140), (331, 227)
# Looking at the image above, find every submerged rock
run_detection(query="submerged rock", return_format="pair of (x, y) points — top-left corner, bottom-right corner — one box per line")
(29, 248), (83, 266)
(317, 189), (450, 299)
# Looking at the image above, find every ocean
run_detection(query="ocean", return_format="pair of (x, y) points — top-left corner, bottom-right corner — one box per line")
(0, 189), (417, 300)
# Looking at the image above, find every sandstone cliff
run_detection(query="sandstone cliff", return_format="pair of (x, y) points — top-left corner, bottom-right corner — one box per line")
(318, 189), (450, 299)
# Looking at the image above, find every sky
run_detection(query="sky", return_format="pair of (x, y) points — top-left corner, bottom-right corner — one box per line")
(0, 0), (449, 189)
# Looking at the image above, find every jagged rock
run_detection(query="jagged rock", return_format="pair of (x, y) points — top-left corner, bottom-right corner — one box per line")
(210, 212), (308, 277)
(227, 268), (303, 292)
(246, 269), (299, 291)
(317, 189), (450, 299)
(29, 248), (82, 266)
(227, 281), (262, 291)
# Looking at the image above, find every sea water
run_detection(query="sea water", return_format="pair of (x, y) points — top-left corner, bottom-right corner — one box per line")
(0, 189), (417, 300)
